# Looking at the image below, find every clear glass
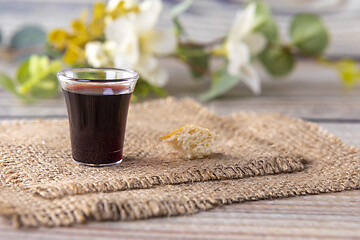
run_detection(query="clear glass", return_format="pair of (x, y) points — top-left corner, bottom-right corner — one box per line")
(57, 68), (139, 167)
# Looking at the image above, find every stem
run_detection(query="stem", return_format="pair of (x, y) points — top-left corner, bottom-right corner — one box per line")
(18, 71), (48, 94)
(268, 41), (321, 60)
(179, 37), (225, 49)
(316, 56), (336, 67)
(176, 55), (212, 76)
(18, 62), (59, 94)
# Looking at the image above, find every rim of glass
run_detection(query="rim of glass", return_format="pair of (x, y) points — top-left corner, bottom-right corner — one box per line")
(57, 68), (139, 83)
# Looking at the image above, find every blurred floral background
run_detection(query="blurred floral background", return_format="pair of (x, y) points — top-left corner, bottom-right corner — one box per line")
(0, 0), (359, 102)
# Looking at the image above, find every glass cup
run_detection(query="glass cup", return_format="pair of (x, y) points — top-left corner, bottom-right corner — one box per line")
(57, 68), (139, 167)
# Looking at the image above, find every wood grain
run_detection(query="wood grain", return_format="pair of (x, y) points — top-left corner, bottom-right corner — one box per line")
(0, 0), (360, 238)
(0, 85), (359, 239)
(0, 61), (359, 121)
(0, 191), (359, 240)
(1, 0), (360, 58)
(0, 61), (359, 239)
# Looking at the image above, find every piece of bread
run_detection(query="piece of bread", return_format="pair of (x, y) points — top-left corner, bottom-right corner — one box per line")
(160, 125), (217, 159)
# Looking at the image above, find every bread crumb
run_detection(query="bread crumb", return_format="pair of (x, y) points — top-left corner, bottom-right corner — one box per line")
(160, 125), (217, 159)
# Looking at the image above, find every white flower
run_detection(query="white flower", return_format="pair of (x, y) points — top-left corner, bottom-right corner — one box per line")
(107, 0), (138, 12)
(85, 41), (116, 68)
(105, 0), (177, 86)
(224, 3), (266, 94)
(105, 0), (139, 25)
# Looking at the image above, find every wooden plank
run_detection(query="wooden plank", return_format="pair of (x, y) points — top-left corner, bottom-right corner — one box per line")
(0, 2), (359, 238)
(1, 0), (360, 57)
(0, 61), (359, 120)
(0, 96), (359, 121)
(205, 98), (360, 121)
(0, 103), (359, 239)
(1, 93), (359, 121)
(1, 190), (359, 240)
(313, 123), (360, 148)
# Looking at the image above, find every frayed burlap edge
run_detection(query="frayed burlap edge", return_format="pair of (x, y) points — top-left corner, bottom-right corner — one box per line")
(2, 164), (359, 228)
(33, 155), (306, 199)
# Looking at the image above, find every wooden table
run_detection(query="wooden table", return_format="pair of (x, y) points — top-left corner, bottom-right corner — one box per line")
(0, 60), (359, 239)
(1, 0), (360, 238)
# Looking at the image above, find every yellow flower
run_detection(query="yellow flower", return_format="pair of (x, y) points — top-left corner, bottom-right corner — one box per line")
(88, 3), (106, 39)
(88, 21), (105, 39)
(71, 19), (86, 34)
(93, 2), (106, 19)
(107, 0), (139, 20)
(89, 2), (106, 38)
(68, 32), (89, 48)
(48, 29), (68, 51)
(64, 44), (85, 64)
(48, 1), (142, 65)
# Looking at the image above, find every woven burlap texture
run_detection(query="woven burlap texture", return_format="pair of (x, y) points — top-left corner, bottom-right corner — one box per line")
(0, 98), (359, 227)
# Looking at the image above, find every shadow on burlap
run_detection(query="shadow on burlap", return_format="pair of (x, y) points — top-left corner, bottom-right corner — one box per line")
(0, 98), (358, 227)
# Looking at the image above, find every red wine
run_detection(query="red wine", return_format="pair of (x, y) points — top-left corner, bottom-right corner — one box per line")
(63, 85), (131, 165)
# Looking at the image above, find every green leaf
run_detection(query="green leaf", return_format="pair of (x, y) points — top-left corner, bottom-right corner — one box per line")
(31, 73), (59, 98)
(256, 18), (279, 41)
(250, 1), (278, 41)
(170, 0), (193, 36)
(28, 55), (49, 76)
(133, 78), (150, 98)
(10, 25), (46, 49)
(290, 13), (329, 56)
(171, 0), (193, 19)
(0, 72), (35, 103)
(177, 44), (210, 78)
(16, 58), (31, 84)
(149, 83), (168, 97)
(259, 46), (295, 76)
(0, 55), (60, 103)
(251, 1), (271, 30)
(0, 73), (16, 94)
(133, 77), (168, 100)
(199, 66), (240, 102)
(17, 55), (61, 97)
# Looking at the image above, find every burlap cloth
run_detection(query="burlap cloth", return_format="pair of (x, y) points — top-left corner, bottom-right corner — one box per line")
(0, 98), (358, 227)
